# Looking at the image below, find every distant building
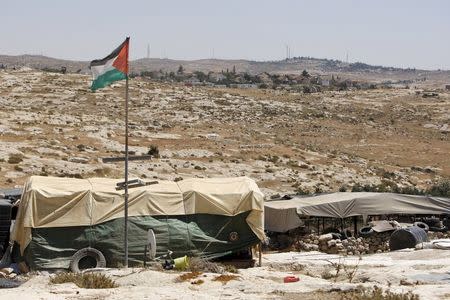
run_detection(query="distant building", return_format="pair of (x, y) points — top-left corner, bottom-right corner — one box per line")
(209, 72), (226, 82)
(230, 83), (258, 89)
(185, 77), (201, 85)
(318, 75), (332, 87)
(257, 72), (272, 84)
(321, 79), (330, 87)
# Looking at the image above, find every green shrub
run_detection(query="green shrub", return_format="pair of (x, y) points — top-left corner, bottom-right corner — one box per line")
(147, 145), (160, 158)
(8, 153), (24, 164)
(339, 186), (347, 192)
(427, 180), (450, 197)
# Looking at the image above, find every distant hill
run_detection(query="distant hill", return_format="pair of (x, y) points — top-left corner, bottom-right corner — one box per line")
(1, 54), (449, 84)
(0, 55), (88, 73)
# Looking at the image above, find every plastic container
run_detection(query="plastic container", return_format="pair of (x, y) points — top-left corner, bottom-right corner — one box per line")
(284, 276), (300, 283)
(173, 255), (189, 270)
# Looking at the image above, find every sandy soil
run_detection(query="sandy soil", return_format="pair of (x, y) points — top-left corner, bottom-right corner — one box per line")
(1, 249), (450, 300)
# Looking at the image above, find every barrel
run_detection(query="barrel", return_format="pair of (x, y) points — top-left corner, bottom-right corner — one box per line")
(389, 226), (428, 251)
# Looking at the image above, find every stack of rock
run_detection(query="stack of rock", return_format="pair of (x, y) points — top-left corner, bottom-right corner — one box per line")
(428, 231), (450, 240)
(293, 233), (320, 252)
(293, 231), (394, 255)
(363, 232), (391, 253)
(0, 267), (17, 279)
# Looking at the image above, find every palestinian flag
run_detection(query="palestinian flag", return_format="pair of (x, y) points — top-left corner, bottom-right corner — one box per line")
(90, 38), (129, 91)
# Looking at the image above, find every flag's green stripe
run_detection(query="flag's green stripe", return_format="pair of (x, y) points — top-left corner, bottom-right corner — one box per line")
(91, 68), (126, 91)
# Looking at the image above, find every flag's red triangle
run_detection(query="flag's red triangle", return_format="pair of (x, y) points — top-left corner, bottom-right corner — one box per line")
(113, 38), (129, 74)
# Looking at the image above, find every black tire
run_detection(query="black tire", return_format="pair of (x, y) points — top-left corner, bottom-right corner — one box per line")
(331, 233), (342, 240)
(429, 226), (448, 232)
(70, 247), (106, 273)
(359, 226), (374, 236)
(0, 245), (12, 269)
(323, 227), (340, 234)
(413, 222), (429, 232)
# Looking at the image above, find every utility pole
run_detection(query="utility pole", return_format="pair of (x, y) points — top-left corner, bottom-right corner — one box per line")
(147, 44), (150, 59)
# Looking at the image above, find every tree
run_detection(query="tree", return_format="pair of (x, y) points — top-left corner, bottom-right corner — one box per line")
(177, 65), (184, 74)
(302, 70), (310, 77)
(194, 71), (207, 82)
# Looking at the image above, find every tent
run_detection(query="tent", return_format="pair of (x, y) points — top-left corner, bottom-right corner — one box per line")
(265, 192), (450, 232)
(12, 176), (264, 269)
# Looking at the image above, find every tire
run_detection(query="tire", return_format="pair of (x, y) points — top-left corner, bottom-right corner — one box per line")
(0, 245), (12, 269)
(429, 226), (448, 233)
(413, 222), (429, 232)
(70, 247), (106, 273)
(323, 227), (340, 234)
(359, 226), (374, 236)
(331, 233), (342, 240)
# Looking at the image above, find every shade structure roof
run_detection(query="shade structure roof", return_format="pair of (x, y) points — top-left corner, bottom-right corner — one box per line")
(265, 192), (450, 232)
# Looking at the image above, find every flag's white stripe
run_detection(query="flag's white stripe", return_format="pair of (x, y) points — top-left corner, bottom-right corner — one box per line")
(91, 56), (118, 80)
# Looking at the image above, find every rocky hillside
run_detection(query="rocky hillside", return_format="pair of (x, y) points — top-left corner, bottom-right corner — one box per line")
(0, 69), (448, 195)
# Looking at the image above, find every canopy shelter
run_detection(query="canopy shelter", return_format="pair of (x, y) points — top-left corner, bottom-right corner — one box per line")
(12, 176), (264, 269)
(265, 192), (450, 232)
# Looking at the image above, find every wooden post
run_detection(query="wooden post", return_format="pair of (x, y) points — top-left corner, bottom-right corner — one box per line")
(258, 242), (262, 267)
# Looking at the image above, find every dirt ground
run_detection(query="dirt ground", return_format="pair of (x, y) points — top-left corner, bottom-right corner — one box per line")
(1, 249), (450, 299)
(0, 69), (449, 197)
(1, 68), (450, 299)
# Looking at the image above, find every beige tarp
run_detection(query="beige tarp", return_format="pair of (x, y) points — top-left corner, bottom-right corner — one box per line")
(265, 192), (450, 232)
(12, 176), (264, 253)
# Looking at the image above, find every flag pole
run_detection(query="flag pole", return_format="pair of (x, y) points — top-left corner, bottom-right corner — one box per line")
(124, 37), (130, 268)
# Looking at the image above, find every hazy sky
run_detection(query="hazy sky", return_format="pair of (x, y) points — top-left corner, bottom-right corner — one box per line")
(1, 0), (449, 70)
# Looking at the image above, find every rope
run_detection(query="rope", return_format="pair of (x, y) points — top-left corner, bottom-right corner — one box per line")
(175, 181), (192, 255)
(86, 178), (94, 249)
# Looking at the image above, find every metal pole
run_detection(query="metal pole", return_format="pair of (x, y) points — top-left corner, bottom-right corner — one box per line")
(124, 74), (129, 268)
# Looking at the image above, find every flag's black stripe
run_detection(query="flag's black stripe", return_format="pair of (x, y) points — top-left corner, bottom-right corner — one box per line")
(90, 38), (129, 68)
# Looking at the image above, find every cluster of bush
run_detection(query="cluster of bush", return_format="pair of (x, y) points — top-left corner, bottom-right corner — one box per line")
(345, 180), (450, 197)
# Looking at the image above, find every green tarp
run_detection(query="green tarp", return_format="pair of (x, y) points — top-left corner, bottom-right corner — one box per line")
(24, 212), (258, 270)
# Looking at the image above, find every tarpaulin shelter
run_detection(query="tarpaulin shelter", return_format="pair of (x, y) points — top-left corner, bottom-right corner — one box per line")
(12, 176), (264, 269)
(265, 192), (450, 232)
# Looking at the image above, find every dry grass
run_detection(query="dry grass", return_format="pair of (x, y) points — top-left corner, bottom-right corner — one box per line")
(190, 279), (204, 285)
(336, 286), (419, 300)
(188, 257), (225, 274)
(175, 271), (203, 282)
(285, 286), (419, 300)
(212, 274), (240, 284)
(49, 273), (118, 289)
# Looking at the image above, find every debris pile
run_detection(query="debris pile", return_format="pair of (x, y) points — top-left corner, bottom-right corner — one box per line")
(363, 232), (391, 253)
(428, 231), (450, 240)
(293, 232), (391, 255)
(294, 233), (370, 255)
(0, 267), (17, 279)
